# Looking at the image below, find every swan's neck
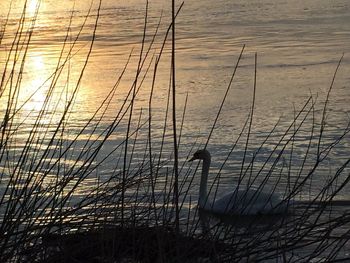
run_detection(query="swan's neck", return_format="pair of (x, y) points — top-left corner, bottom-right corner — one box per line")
(199, 157), (210, 208)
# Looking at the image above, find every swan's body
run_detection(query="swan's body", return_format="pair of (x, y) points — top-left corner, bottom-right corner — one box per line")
(189, 149), (290, 216)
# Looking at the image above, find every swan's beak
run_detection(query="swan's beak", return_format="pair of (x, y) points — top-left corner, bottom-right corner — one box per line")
(188, 156), (195, 162)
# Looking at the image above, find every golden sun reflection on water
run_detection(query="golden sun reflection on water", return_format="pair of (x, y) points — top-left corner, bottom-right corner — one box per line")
(27, 0), (39, 16)
(22, 53), (48, 112)
(31, 55), (45, 71)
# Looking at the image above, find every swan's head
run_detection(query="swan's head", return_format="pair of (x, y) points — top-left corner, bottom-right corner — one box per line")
(188, 149), (211, 162)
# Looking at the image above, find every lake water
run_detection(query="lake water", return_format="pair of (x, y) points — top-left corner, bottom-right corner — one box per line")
(1, 0), (350, 215)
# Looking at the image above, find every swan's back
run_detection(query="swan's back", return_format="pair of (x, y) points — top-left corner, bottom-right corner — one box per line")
(208, 188), (290, 215)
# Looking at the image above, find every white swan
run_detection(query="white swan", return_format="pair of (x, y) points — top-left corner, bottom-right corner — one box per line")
(189, 149), (291, 216)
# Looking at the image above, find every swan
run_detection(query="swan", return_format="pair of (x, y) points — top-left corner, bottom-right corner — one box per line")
(189, 149), (291, 216)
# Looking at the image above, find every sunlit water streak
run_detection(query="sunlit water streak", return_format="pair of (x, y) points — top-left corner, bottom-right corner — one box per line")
(0, 0), (350, 217)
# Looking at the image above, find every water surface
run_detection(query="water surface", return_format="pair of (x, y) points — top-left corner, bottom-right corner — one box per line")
(1, 0), (350, 203)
